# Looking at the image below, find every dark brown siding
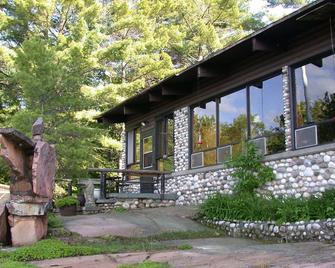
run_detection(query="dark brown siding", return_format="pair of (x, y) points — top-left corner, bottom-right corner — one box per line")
(126, 21), (333, 130)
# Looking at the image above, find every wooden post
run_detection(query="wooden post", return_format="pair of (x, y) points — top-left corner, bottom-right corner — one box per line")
(160, 174), (165, 200)
(100, 172), (106, 199)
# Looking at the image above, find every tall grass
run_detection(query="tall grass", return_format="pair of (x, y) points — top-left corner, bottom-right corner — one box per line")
(199, 189), (335, 224)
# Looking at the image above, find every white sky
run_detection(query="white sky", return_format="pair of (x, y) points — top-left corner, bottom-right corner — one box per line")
(250, 0), (297, 21)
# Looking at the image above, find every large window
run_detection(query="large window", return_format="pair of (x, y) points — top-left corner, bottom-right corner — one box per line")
(192, 100), (217, 166)
(126, 127), (140, 170)
(157, 114), (174, 171)
(294, 53), (335, 146)
(191, 73), (285, 168)
(219, 88), (247, 156)
(250, 75), (285, 154)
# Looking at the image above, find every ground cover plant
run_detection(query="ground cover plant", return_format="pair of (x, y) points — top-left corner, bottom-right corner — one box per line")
(199, 143), (335, 224)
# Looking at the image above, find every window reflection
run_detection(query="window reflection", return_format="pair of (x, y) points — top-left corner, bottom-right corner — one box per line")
(294, 53), (335, 145)
(219, 89), (247, 152)
(250, 75), (285, 154)
(192, 100), (217, 152)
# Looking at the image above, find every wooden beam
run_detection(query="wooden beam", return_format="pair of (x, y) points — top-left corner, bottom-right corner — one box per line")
(124, 106), (148, 115)
(252, 37), (275, 52)
(161, 86), (188, 96)
(148, 92), (163, 102)
(197, 66), (221, 78)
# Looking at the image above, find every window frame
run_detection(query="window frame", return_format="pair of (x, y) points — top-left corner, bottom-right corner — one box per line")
(291, 50), (335, 149)
(155, 113), (174, 171)
(126, 127), (141, 168)
(189, 71), (284, 168)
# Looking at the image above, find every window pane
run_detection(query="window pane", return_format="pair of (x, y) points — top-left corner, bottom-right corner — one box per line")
(192, 100), (217, 152)
(295, 54), (335, 127)
(135, 128), (140, 162)
(143, 136), (153, 153)
(250, 75), (285, 154)
(127, 131), (134, 164)
(167, 117), (174, 156)
(204, 149), (216, 166)
(143, 152), (153, 168)
(219, 89), (247, 146)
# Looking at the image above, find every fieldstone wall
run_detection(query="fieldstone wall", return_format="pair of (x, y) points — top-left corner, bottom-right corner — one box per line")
(174, 107), (189, 172)
(282, 66), (292, 151)
(96, 198), (176, 212)
(120, 128), (126, 169)
(166, 150), (335, 205)
(201, 218), (335, 243)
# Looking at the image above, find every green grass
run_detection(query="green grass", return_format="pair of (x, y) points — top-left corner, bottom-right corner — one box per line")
(176, 244), (192, 250)
(0, 260), (37, 268)
(118, 261), (171, 268)
(146, 230), (224, 241)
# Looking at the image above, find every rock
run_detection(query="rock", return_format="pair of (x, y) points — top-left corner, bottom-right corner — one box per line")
(324, 155), (331, 162)
(6, 201), (49, 216)
(84, 181), (96, 209)
(32, 141), (56, 199)
(122, 202), (130, 209)
(8, 215), (47, 246)
(0, 204), (10, 245)
(32, 118), (44, 142)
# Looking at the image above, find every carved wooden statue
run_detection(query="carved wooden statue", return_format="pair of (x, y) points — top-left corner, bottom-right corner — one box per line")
(0, 118), (56, 246)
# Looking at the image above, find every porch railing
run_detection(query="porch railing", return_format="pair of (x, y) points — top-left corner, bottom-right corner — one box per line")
(87, 168), (171, 200)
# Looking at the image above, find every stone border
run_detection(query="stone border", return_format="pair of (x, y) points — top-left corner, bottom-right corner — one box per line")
(97, 198), (176, 211)
(200, 218), (335, 243)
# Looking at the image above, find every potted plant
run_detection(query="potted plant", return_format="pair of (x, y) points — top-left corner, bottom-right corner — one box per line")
(55, 196), (79, 216)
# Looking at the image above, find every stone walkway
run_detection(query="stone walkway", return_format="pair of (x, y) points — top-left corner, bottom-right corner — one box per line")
(33, 237), (335, 267)
(62, 206), (208, 237)
(34, 207), (335, 267)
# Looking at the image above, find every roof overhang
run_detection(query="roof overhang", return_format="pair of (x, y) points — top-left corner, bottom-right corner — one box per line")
(97, 0), (335, 124)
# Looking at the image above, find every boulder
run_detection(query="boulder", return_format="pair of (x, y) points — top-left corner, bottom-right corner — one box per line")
(6, 201), (49, 216)
(0, 204), (10, 245)
(8, 215), (47, 246)
(32, 141), (56, 199)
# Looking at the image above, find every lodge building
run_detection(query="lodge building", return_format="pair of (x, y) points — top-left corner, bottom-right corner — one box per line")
(97, 0), (335, 205)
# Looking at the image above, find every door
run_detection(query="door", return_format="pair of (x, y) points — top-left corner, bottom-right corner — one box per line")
(140, 129), (155, 193)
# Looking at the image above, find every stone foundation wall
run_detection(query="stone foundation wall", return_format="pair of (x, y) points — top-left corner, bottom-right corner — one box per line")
(201, 218), (335, 243)
(166, 149), (335, 205)
(96, 198), (176, 212)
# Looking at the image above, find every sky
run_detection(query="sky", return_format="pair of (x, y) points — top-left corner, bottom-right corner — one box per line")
(250, 0), (297, 22)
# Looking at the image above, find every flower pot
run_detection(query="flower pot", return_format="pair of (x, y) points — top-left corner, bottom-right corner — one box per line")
(59, 205), (77, 216)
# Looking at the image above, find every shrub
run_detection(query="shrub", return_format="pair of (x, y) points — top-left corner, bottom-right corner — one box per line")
(54, 196), (78, 208)
(226, 143), (275, 195)
(48, 213), (63, 228)
(199, 189), (335, 224)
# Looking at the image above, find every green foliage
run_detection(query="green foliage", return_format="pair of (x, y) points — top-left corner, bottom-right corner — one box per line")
(48, 213), (64, 229)
(226, 143), (275, 195)
(0, 239), (103, 262)
(55, 196), (79, 208)
(118, 261), (171, 268)
(0, 261), (37, 268)
(0, 0), (295, 183)
(114, 206), (127, 213)
(0, 158), (10, 185)
(199, 189), (335, 224)
(176, 244), (193, 250)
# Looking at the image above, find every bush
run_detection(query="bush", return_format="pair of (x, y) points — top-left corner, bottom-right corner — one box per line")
(199, 189), (335, 224)
(226, 143), (274, 195)
(54, 196), (78, 208)
(48, 213), (63, 228)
